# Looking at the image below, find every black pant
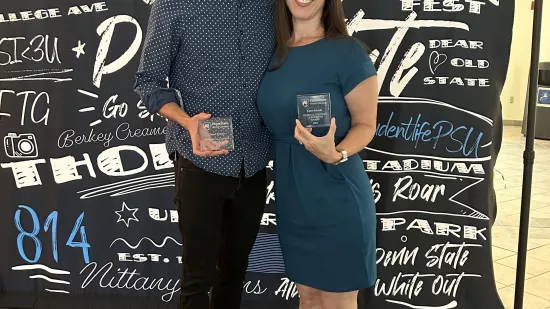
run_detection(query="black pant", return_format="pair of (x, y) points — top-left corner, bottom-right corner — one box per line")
(175, 157), (266, 309)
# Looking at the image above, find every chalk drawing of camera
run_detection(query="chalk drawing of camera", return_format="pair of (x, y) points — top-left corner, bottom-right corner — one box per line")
(4, 133), (38, 159)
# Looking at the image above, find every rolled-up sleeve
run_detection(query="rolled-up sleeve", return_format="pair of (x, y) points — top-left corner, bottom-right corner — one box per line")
(134, 0), (183, 114)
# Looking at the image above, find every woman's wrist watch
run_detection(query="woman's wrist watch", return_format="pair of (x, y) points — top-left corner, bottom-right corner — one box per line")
(333, 147), (348, 165)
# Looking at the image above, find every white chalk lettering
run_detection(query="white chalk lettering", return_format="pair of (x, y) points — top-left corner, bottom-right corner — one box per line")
(67, 2), (108, 15)
(390, 42), (425, 96)
(431, 272), (481, 297)
(243, 280), (267, 295)
(348, 11), (470, 96)
(424, 76), (491, 87)
(0, 35), (60, 65)
(97, 145), (148, 176)
(57, 129), (114, 148)
(275, 278), (299, 300)
(376, 247), (419, 267)
(393, 176), (446, 202)
(374, 272), (428, 299)
(266, 180), (275, 204)
(365, 159), (485, 175)
(117, 253), (162, 263)
(2, 143), (173, 188)
(0, 9), (62, 23)
(260, 213), (277, 226)
(0, 159), (46, 188)
(382, 218), (488, 240)
(50, 154), (97, 184)
(370, 179), (382, 203)
(148, 208), (179, 222)
(380, 218), (407, 231)
(401, 0), (498, 14)
(425, 242), (481, 269)
(116, 122), (166, 141)
(57, 124), (166, 149)
(94, 15), (142, 88)
(149, 143), (174, 170)
(102, 94), (128, 119)
(80, 262), (180, 302)
(429, 39), (484, 49)
(451, 58), (490, 68)
(0, 90), (50, 125)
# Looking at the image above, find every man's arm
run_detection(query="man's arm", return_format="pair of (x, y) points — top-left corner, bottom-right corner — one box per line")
(133, 0), (227, 156)
(133, 0), (191, 127)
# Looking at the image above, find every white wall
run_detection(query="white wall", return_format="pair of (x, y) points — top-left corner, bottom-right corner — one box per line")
(501, 0), (550, 121)
(540, 0), (550, 62)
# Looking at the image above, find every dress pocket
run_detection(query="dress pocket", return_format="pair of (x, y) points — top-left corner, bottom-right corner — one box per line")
(318, 160), (346, 183)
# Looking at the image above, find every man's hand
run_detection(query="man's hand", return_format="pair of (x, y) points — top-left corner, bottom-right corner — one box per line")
(182, 113), (229, 157)
(158, 103), (228, 157)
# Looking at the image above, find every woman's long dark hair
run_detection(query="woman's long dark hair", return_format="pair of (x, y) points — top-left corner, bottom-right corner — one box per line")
(271, 0), (354, 70)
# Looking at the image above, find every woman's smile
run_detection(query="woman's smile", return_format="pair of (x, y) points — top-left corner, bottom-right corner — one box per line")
(296, 0), (314, 7)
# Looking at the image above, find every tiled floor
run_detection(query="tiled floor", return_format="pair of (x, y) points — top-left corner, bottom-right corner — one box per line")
(494, 126), (550, 309)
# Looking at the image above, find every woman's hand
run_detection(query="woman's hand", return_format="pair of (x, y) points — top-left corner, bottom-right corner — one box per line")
(294, 118), (342, 164)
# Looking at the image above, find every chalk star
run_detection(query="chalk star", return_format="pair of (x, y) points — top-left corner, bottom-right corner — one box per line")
(72, 41), (86, 59)
(115, 202), (139, 227)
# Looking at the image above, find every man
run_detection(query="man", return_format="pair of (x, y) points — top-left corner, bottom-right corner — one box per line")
(133, 1), (275, 308)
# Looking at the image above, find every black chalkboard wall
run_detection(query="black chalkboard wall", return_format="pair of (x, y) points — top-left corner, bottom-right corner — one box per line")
(0, 0), (514, 308)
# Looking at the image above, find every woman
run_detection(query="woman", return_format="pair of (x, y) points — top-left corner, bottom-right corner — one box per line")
(256, 0), (378, 308)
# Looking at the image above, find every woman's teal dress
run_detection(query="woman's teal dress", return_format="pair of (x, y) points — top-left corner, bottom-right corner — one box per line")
(256, 38), (378, 292)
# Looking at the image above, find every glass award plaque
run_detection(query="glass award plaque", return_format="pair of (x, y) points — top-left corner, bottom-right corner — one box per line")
(297, 93), (331, 127)
(198, 117), (234, 151)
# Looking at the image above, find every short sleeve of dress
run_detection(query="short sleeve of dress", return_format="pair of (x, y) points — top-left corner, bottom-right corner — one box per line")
(339, 38), (377, 96)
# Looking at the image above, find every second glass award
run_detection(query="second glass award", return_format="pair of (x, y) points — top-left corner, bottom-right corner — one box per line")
(297, 93), (331, 128)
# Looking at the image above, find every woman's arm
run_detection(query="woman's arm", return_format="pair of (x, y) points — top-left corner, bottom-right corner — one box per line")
(336, 75), (379, 157)
(293, 39), (379, 163)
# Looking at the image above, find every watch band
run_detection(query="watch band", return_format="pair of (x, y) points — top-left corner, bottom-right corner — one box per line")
(333, 148), (348, 165)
